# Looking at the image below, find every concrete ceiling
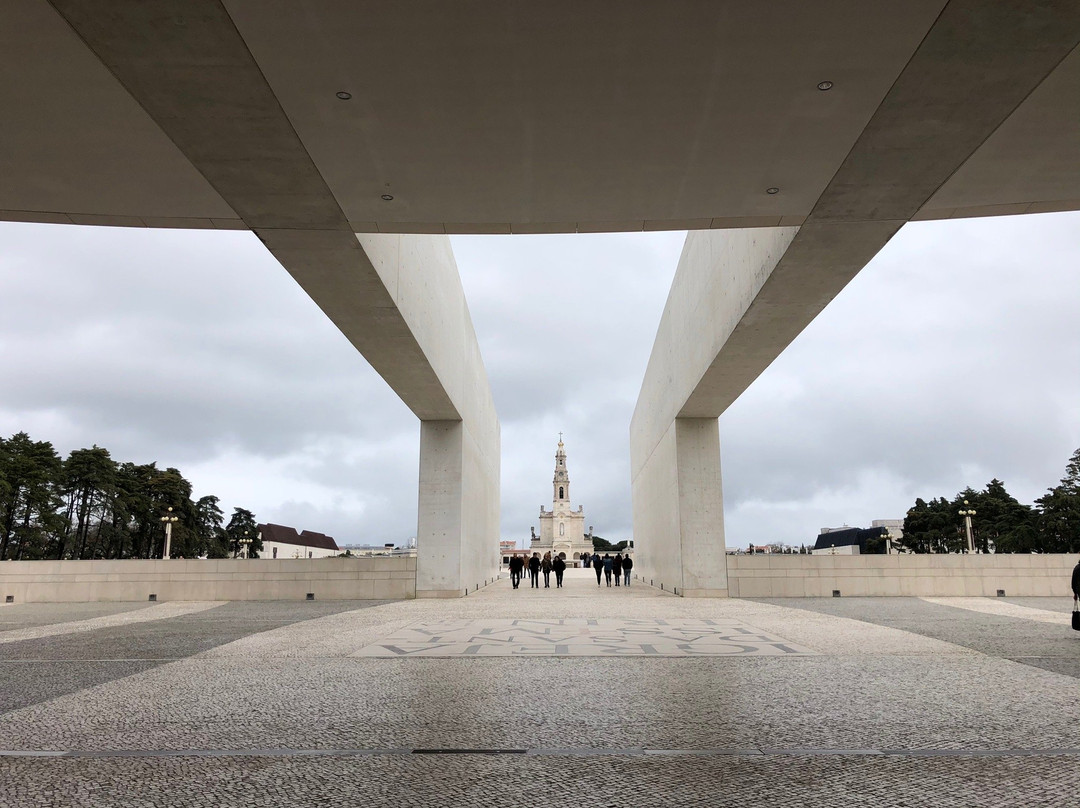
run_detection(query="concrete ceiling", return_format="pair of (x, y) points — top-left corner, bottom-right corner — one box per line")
(0, 0), (241, 228)
(3, 0), (1079, 233)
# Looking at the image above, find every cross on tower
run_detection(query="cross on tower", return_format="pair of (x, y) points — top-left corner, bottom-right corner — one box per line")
(558, 431), (563, 442)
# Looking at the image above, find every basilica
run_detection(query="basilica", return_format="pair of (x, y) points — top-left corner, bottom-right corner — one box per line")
(529, 437), (594, 562)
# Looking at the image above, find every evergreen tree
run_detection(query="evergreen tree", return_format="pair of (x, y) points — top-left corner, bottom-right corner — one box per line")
(962, 479), (1036, 554)
(901, 497), (961, 553)
(60, 446), (116, 559)
(0, 433), (63, 560)
(1035, 448), (1080, 553)
(193, 495), (228, 558)
(226, 507), (262, 558)
(0, 430), (255, 560)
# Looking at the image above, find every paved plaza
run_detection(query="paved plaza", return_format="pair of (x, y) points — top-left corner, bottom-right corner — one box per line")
(2, 570), (1079, 807)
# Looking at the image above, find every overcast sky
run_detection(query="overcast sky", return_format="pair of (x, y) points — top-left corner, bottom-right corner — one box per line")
(1, 213), (1077, 548)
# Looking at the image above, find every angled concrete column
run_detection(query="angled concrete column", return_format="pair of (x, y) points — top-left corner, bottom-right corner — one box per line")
(631, 228), (796, 596)
(49, 0), (500, 597)
(633, 1), (1080, 595)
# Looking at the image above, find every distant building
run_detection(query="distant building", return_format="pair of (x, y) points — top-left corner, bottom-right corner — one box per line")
(813, 524), (891, 555)
(871, 519), (904, 541)
(339, 544), (416, 557)
(258, 523), (339, 559)
(815, 543), (860, 555)
(530, 436), (593, 562)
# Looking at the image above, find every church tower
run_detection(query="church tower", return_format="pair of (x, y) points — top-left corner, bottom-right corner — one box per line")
(533, 435), (589, 560)
(553, 435), (570, 508)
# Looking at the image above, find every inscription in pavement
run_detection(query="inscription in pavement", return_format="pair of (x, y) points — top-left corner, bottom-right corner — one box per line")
(353, 618), (816, 658)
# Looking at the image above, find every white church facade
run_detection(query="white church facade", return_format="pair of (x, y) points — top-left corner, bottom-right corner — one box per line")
(530, 437), (594, 562)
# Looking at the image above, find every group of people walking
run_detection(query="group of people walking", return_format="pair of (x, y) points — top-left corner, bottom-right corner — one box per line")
(506, 551), (633, 589)
(509, 551), (567, 589)
(591, 552), (632, 587)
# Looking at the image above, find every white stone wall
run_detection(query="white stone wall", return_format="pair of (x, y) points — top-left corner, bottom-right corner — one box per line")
(724, 554), (1076, 598)
(0, 558), (416, 603)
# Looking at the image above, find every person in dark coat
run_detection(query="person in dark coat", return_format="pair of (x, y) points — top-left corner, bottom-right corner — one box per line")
(612, 553), (623, 586)
(622, 553), (633, 586)
(1072, 556), (1080, 601)
(553, 554), (566, 588)
(593, 552), (604, 586)
(582, 553), (590, 569)
(603, 554), (614, 587)
(528, 553), (541, 588)
(508, 555), (523, 589)
(541, 552), (553, 588)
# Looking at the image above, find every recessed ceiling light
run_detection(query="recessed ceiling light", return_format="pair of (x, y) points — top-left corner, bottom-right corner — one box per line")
(381, 194), (394, 201)
(336, 91), (352, 100)
(817, 81), (833, 91)
(766, 187), (779, 195)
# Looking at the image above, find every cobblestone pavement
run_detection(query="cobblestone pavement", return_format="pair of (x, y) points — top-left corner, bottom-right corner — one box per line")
(0, 602), (149, 633)
(761, 594), (1080, 680)
(0, 600), (387, 714)
(0, 601), (222, 645)
(1, 571), (1078, 806)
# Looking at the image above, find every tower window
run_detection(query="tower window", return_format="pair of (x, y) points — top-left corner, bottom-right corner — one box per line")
(560, 523), (565, 536)
(559, 487), (564, 499)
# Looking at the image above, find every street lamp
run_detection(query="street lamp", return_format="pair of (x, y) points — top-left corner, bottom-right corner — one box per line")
(958, 500), (977, 554)
(238, 530), (253, 559)
(160, 507), (178, 559)
(881, 528), (893, 555)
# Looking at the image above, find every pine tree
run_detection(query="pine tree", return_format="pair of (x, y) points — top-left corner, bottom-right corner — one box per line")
(1035, 448), (1080, 552)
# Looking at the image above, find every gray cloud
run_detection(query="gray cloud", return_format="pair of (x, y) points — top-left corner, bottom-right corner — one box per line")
(0, 213), (1077, 550)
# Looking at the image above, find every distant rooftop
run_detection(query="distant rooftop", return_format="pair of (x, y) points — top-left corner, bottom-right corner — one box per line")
(258, 523), (339, 552)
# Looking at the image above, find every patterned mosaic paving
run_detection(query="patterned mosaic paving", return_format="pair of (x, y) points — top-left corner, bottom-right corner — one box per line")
(352, 618), (816, 657)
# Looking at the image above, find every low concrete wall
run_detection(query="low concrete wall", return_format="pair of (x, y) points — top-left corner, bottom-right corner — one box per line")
(0, 558), (418, 603)
(724, 554), (1076, 598)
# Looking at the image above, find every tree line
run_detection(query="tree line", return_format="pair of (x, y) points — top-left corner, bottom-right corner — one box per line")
(0, 431), (263, 560)
(899, 448), (1080, 554)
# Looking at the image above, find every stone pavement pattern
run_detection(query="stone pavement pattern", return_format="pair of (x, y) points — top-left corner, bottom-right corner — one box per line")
(354, 617), (816, 657)
(1, 569), (1078, 807)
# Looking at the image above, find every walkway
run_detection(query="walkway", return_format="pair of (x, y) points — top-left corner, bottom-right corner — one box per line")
(1, 570), (1078, 806)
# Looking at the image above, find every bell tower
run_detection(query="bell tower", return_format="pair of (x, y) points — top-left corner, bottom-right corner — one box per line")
(553, 434), (570, 510)
(534, 434), (588, 556)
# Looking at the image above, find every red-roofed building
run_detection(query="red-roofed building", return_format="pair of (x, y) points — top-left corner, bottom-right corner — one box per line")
(259, 523), (340, 559)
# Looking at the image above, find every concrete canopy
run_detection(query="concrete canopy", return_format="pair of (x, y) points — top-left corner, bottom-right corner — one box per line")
(5, 1), (1080, 233)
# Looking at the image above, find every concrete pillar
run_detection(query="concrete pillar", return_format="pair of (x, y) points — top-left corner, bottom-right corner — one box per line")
(416, 421), (465, 597)
(632, 418), (726, 597)
(674, 419), (727, 597)
(416, 418), (501, 598)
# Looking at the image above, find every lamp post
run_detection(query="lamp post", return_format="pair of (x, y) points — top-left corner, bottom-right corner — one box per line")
(881, 528), (893, 555)
(160, 507), (179, 559)
(239, 530), (253, 559)
(958, 500), (977, 554)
